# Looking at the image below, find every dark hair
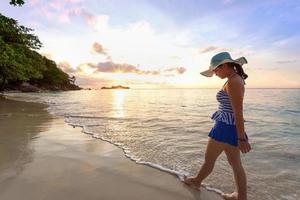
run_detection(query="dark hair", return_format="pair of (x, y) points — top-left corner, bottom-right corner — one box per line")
(228, 63), (248, 80)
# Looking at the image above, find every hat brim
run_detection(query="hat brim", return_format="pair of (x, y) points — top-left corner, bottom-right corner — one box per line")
(200, 69), (214, 77)
(200, 57), (247, 78)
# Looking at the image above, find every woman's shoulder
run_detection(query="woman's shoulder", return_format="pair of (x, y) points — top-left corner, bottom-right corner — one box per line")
(228, 74), (245, 86)
(226, 75), (245, 92)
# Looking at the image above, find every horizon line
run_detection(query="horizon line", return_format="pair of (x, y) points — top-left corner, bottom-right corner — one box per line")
(84, 87), (300, 90)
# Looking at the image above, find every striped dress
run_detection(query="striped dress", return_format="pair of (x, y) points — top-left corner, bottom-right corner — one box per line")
(211, 90), (235, 125)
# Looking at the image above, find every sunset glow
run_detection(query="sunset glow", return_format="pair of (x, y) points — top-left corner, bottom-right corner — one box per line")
(1, 0), (299, 88)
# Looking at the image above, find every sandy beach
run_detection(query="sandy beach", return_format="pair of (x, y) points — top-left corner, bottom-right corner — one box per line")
(0, 97), (222, 200)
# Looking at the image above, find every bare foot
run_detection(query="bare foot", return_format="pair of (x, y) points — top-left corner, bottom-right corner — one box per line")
(183, 175), (201, 190)
(222, 192), (238, 200)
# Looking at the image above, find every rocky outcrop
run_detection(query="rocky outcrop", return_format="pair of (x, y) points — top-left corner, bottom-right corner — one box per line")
(4, 81), (81, 92)
(19, 82), (40, 92)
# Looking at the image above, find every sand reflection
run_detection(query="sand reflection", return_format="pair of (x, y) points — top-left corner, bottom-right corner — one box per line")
(0, 98), (52, 178)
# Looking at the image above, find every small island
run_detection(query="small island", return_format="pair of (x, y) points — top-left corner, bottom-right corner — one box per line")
(101, 85), (130, 89)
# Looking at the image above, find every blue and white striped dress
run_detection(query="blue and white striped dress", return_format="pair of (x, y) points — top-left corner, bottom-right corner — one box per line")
(208, 89), (243, 146)
(211, 90), (235, 125)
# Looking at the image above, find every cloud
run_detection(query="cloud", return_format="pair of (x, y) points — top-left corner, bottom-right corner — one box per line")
(75, 9), (109, 29)
(77, 8), (98, 25)
(28, 0), (40, 6)
(199, 46), (219, 54)
(199, 46), (235, 54)
(56, 7), (192, 72)
(58, 61), (77, 73)
(31, 0), (87, 23)
(164, 67), (186, 74)
(74, 61), (186, 77)
(91, 42), (112, 61)
(106, 56), (112, 62)
(199, 46), (252, 58)
(58, 7), (93, 23)
(49, 1), (65, 10)
(276, 60), (299, 64)
(74, 74), (112, 88)
(88, 61), (160, 75)
(92, 42), (108, 55)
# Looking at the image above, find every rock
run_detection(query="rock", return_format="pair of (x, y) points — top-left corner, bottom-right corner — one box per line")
(19, 82), (40, 92)
(101, 85), (130, 89)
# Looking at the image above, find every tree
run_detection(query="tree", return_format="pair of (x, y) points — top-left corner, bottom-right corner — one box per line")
(0, 38), (46, 90)
(41, 57), (69, 86)
(9, 0), (25, 6)
(0, 13), (42, 50)
(0, 13), (79, 91)
(69, 76), (76, 84)
(0, 14), (44, 90)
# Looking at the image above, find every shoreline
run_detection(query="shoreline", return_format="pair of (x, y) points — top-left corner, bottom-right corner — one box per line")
(0, 97), (223, 200)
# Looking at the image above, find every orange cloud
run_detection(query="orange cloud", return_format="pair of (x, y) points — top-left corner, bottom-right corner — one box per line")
(59, 60), (187, 77)
(88, 62), (160, 75)
(75, 61), (187, 76)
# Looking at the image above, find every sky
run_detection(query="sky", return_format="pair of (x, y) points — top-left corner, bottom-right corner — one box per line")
(1, 0), (300, 88)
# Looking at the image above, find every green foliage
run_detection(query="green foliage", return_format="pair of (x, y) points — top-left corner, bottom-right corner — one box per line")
(0, 13), (42, 50)
(0, 38), (28, 82)
(9, 0), (25, 6)
(41, 57), (69, 85)
(0, 13), (78, 91)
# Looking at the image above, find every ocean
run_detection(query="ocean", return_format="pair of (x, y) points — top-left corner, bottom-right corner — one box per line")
(5, 88), (300, 200)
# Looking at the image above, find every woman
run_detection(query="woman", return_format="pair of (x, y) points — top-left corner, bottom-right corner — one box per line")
(184, 52), (251, 200)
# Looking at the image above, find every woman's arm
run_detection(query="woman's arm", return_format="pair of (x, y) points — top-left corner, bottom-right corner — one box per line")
(227, 77), (246, 139)
(227, 77), (251, 153)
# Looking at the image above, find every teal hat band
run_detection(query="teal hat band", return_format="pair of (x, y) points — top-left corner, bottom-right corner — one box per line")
(210, 52), (234, 68)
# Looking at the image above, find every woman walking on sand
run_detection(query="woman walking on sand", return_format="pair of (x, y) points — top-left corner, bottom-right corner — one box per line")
(184, 52), (251, 200)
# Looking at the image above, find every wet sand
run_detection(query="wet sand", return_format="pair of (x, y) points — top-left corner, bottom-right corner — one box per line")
(0, 97), (222, 200)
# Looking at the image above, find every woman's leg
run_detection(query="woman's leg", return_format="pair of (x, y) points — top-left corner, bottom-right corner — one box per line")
(184, 138), (226, 188)
(223, 145), (247, 200)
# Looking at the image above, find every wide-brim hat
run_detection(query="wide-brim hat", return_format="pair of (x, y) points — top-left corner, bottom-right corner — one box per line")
(200, 52), (248, 77)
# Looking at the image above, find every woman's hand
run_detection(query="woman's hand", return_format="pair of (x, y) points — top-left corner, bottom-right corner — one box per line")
(238, 140), (251, 153)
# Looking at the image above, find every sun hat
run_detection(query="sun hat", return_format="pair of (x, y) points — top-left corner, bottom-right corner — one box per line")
(200, 52), (248, 77)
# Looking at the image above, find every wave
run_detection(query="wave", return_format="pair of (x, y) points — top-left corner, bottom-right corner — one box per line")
(286, 109), (300, 115)
(65, 119), (225, 196)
